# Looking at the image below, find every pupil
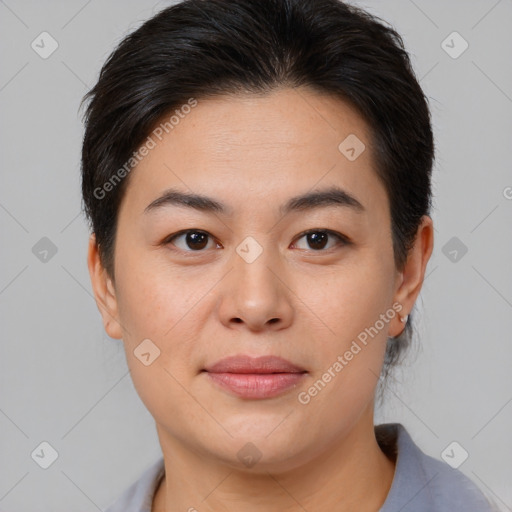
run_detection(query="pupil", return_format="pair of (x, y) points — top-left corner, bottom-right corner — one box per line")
(187, 232), (208, 250)
(308, 232), (327, 250)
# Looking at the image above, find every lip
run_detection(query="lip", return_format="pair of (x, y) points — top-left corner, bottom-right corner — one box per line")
(204, 354), (306, 374)
(203, 355), (307, 399)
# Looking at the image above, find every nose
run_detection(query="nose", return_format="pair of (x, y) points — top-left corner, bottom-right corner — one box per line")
(216, 246), (294, 332)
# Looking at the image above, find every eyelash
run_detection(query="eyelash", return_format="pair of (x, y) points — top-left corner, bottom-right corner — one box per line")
(163, 229), (351, 254)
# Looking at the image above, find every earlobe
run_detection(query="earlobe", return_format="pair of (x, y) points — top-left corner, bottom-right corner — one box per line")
(87, 234), (123, 339)
(390, 215), (434, 337)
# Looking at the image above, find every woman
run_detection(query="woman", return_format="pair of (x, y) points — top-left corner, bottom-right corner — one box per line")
(81, 0), (497, 510)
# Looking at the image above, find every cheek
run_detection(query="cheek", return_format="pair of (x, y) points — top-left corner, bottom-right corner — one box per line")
(114, 252), (205, 340)
(292, 255), (395, 408)
(113, 251), (222, 382)
(113, 259), (208, 426)
(296, 258), (395, 347)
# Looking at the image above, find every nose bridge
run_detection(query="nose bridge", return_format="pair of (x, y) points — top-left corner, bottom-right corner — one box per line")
(233, 237), (280, 307)
(217, 235), (294, 330)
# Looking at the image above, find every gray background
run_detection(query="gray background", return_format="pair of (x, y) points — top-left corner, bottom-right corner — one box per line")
(1, 0), (511, 510)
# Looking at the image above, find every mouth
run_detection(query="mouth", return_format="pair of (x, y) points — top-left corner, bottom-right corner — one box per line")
(202, 354), (307, 399)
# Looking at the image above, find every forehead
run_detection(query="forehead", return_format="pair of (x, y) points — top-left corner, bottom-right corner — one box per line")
(120, 87), (388, 220)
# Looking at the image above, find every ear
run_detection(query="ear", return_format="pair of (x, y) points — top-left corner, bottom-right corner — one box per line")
(87, 234), (123, 339)
(389, 215), (434, 337)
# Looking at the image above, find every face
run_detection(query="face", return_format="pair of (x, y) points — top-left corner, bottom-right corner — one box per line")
(90, 87), (430, 472)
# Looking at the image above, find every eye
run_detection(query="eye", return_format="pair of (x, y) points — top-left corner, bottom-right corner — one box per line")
(292, 229), (348, 251)
(165, 230), (220, 251)
(163, 229), (348, 253)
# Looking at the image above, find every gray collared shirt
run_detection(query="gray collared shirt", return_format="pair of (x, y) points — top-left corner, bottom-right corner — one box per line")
(105, 423), (497, 511)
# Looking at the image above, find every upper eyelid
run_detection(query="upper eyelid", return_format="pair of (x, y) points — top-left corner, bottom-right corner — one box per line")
(165, 229), (218, 246)
(294, 228), (348, 241)
(291, 229), (349, 249)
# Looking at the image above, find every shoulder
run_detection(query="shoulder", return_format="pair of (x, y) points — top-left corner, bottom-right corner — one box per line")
(377, 423), (498, 512)
(104, 457), (165, 512)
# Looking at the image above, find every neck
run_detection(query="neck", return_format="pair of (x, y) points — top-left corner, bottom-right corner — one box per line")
(152, 405), (395, 512)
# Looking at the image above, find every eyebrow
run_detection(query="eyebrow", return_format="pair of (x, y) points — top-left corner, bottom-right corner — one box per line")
(144, 186), (365, 216)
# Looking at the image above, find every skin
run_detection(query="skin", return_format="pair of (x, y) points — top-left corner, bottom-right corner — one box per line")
(88, 86), (433, 511)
